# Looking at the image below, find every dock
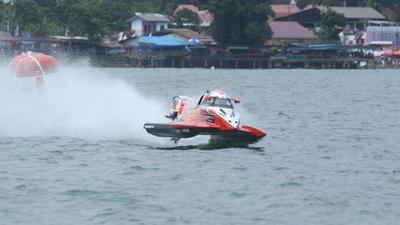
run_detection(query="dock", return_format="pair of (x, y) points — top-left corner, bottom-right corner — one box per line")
(91, 55), (377, 69)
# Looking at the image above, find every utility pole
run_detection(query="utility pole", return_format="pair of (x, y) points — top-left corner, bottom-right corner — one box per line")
(3, 0), (17, 36)
(3, 0), (15, 34)
(11, 0), (18, 36)
(343, 0), (347, 7)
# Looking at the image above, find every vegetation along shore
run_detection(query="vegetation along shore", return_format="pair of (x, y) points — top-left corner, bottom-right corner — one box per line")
(2, 0), (400, 68)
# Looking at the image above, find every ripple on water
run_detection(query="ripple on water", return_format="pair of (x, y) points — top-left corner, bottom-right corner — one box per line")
(63, 189), (102, 197)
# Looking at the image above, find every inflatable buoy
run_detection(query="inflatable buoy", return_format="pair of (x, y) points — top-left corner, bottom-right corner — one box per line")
(10, 52), (58, 87)
(11, 51), (57, 78)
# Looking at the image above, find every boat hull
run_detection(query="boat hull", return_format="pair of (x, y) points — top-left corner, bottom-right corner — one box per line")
(144, 123), (265, 145)
(144, 123), (218, 139)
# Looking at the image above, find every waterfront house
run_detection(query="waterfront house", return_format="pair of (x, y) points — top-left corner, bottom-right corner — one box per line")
(121, 34), (190, 67)
(121, 28), (214, 56)
(94, 33), (126, 55)
(120, 27), (219, 67)
(155, 29), (216, 58)
(174, 4), (214, 27)
(366, 21), (400, 49)
(0, 32), (55, 55)
(48, 35), (91, 55)
(275, 6), (385, 31)
(267, 21), (316, 45)
(127, 13), (169, 36)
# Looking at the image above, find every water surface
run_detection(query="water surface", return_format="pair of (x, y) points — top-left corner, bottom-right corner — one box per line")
(0, 68), (399, 225)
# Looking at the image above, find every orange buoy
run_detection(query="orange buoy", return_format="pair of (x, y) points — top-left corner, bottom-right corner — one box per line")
(11, 51), (58, 78)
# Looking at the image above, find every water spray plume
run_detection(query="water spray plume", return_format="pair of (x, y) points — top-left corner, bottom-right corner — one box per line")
(0, 66), (165, 139)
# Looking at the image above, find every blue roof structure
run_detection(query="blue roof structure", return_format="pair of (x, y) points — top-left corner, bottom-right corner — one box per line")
(136, 34), (190, 50)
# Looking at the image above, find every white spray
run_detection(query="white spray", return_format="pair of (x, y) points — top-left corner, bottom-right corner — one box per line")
(0, 66), (165, 139)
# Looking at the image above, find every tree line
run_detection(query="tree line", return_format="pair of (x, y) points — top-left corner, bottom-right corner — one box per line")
(1, 0), (400, 45)
(0, 0), (210, 39)
(0, 0), (274, 45)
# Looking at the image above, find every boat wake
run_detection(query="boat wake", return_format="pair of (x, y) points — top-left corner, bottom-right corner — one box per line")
(0, 67), (165, 139)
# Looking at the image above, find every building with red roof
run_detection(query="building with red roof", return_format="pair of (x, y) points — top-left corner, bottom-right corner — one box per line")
(267, 21), (316, 45)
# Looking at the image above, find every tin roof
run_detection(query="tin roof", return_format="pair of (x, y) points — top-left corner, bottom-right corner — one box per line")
(318, 6), (385, 20)
(275, 6), (385, 21)
(127, 13), (169, 22)
(269, 21), (315, 39)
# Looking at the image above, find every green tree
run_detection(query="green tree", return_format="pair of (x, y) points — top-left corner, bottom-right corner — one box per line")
(319, 8), (346, 41)
(67, 0), (105, 41)
(311, 0), (343, 6)
(174, 8), (200, 28)
(0, 1), (12, 32)
(208, 0), (273, 46)
(52, 0), (134, 41)
(97, 0), (135, 32)
(14, 0), (57, 36)
(296, 0), (312, 9)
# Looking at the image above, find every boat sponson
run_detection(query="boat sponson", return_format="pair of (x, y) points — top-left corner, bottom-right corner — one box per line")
(209, 125), (266, 145)
(143, 123), (219, 138)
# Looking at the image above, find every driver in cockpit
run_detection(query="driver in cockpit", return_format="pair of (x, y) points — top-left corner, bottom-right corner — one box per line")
(166, 96), (182, 120)
(197, 90), (210, 106)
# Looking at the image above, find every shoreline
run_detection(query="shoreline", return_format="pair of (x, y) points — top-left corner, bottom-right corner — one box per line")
(2, 55), (400, 69)
(90, 55), (399, 69)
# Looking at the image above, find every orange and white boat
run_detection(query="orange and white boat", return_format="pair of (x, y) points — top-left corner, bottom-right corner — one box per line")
(144, 90), (266, 145)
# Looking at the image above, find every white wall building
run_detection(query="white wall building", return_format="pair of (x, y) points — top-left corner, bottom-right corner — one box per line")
(366, 21), (400, 48)
(127, 13), (169, 36)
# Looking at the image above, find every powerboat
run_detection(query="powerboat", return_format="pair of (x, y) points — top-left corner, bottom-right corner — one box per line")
(144, 90), (266, 145)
